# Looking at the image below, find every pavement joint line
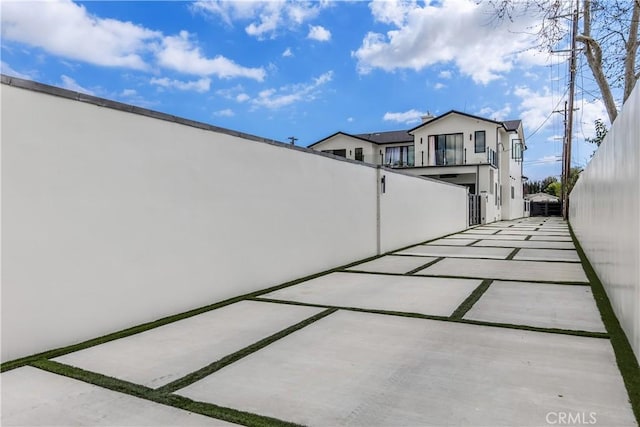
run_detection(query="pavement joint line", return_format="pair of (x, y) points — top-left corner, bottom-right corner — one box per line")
(405, 257), (445, 275)
(411, 272), (590, 286)
(469, 244), (577, 251)
(155, 307), (338, 394)
(29, 359), (301, 427)
(493, 230), (502, 234)
(388, 253), (510, 261)
(465, 239), (482, 246)
(391, 254), (581, 264)
(450, 279), (494, 319)
(249, 297), (610, 339)
(505, 248), (521, 260)
(569, 222), (640, 424)
(524, 235), (533, 240)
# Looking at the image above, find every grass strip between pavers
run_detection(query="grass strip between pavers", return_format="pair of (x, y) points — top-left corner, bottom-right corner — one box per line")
(505, 248), (521, 260)
(250, 297), (609, 339)
(339, 268), (591, 285)
(156, 307), (338, 394)
(406, 257), (445, 275)
(30, 359), (300, 427)
(450, 279), (493, 319)
(569, 223), (640, 424)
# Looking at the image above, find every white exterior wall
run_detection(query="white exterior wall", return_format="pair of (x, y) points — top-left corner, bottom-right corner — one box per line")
(569, 83), (640, 363)
(496, 129), (525, 220)
(311, 134), (379, 164)
(1, 81), (467, 362)
(379, 172), (467, 252)
(412, 114), (499, 167)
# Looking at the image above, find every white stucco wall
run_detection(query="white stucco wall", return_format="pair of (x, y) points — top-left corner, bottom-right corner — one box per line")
(569, 83), (640, 363)
(499, 131), (525, 220)
(379, 171), (467, 252)
(412, 114), (501, 167)
(310, 134), (380, 165)
(1, 81), (467, 362)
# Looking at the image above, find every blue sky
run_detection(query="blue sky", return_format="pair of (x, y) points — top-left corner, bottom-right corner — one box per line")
(1, 0), (610, 181)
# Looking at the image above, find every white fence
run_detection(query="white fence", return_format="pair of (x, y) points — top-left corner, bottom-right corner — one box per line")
(1, 77), (467, 362)
(570, 83), (640, 363)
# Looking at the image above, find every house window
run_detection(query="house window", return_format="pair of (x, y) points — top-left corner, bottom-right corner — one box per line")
(432, 133), (463, 166)
(354, 147), (364, 161)
(511, 186), (515, 199)
(489, 170), (494, 194)
(474, 131), (486, 153)
(322, 149), (346, 157)
(385, 146), (414, 167)
(512, 139), (523, 161)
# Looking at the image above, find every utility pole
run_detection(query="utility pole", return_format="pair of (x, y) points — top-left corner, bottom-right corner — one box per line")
(563, 0), (579, 219)
(560, 101), (568, 215)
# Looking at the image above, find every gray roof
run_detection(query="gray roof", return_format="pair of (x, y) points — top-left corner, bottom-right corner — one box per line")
(503, 120), (522, 132)
(354, 130), (412, 144)
(525, 192), (560, 202)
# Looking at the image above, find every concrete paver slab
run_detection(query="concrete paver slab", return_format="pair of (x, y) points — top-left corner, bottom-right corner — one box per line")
(176, 311), (634, 427)
(528, 235), (573, 241)
(54, 301), (323, 388)
(346, 255), (437, 274)
(497, 230), (570, 236)
(473, 239), (575, 249)
(446, 234), (527, 241)
(395, 245), (513, 259)
(1, 367), (233, 426)
(462, 229), (500, 235)
(419, 258), (589, 282)
(464, 281), (606, 332)
(426, 238), (480, 246)
(261, 272), (481, 317)
(514, 249), (581, 262)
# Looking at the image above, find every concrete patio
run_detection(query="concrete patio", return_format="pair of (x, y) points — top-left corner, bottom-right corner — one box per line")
(1, 218), (637, 426)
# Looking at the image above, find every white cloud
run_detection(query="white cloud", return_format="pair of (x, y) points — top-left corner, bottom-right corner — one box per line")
(538, 155), (561, 164)
(307, 25), (331, 41)
(156, 31), (265, 81)
(0, 61), (32, 79)
(383, 109), (427, 124)
(120, 88), (138, 97)
(150, 76), (211, 93)
(192, 0), (328, 39)
(214, 108), (235, 117)
(369, 0), (417, 27)
(477, 104), (512, 121)
(60, 75), (95, 95)
(1, 0), (158, 70)
(2, 1), (265, 82)
(438, 70), (452, 79)
(236, 93), (250, 102)
(353, 0), (544, 84)
(282, 47), (293, 57)
(347, 117), (354, 122)
(514, 86), (556, 132)
(434, 82), (446, 90)
(251, 71), (333, 109)
(576, 99), (608, 136)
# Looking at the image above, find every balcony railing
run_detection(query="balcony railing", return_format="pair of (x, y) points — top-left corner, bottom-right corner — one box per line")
(488, 148), (498, 168)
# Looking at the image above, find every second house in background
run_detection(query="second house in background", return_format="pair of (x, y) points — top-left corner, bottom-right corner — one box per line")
(309, 111), (527, 222)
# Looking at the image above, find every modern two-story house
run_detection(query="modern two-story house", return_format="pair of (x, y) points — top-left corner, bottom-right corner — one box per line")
(309, 110), (527, 222)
